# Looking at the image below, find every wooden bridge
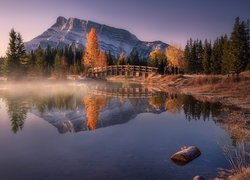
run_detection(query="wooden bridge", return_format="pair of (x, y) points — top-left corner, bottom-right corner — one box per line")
(87, 65), (158, 78)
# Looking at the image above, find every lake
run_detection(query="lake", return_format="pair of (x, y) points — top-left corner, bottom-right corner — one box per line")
(0, 81), (237, 179)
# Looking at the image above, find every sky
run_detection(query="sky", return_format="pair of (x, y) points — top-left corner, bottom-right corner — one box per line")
(0, 0), (250, 56)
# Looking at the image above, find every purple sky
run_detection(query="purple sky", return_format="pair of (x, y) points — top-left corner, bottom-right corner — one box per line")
(1, 0), (250, 56)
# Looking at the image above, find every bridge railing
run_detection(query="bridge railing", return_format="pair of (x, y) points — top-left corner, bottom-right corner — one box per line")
(87, 65), (158, 74)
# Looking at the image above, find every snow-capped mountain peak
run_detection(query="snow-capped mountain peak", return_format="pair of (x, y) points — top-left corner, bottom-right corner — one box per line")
(25, 16), (169, 58)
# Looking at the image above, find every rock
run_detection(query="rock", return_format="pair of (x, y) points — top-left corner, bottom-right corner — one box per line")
(193, 175), (205, 180)
(171, 146), (201, 165)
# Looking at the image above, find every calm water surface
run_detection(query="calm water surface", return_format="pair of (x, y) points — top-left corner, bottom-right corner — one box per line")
(0, 82), (237, 180)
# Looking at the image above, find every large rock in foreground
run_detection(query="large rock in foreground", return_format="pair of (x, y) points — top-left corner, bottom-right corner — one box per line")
(171, 146), (201, 165)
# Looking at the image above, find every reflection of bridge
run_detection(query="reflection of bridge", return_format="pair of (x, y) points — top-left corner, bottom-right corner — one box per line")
(91, 86), (161, 99)
(87, 65), (158, 78)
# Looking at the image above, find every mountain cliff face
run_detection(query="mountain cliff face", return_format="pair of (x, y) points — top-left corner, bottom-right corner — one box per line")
(25, 16), (169, 58)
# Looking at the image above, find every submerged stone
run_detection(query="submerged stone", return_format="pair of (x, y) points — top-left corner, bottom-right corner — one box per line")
(193, 175), (205, 180)
(171, 146), (201, 165)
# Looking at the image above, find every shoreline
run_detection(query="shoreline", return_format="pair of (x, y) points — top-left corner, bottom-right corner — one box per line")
(109, 73), (250, 111)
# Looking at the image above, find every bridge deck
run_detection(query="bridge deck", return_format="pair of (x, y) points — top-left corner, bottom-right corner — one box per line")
(87, 65), (158, 78)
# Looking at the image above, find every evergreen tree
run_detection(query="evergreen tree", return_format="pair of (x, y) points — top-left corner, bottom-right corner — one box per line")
(184, 40), (191, 73)
(230, 17), (249, 75)
(196, 40), (203, 73)
(245, 19), (250, 70)
(34, 46), (45, 77)
(16, 33), (28, 74)
(27, 50), (36, 76)
(4, 29), (27, 78)
(189, 39), (197, 73)
(107, 50), (114, 65)
(210, 37), (224, 74)
(202, 39), (212, 74)
(54, 51), (63, 78)
(221, 35), (233, 74)
(130, 51), (140, 65)
(5, 29), (18, 77)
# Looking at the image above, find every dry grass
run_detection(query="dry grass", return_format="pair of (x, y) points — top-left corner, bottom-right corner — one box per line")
(229, 167), (250, 180)
(176, 73), (250, 110)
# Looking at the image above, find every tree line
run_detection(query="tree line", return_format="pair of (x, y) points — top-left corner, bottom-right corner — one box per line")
(0, 17), (249, 79)
(0, 28), (149, 79)
(184, 17), (250, 75)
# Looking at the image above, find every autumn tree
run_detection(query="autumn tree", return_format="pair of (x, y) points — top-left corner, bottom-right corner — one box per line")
(149, 49), (167, 74)
(166, 44), (184, 69)
(83, 95), (107, 131)
(97, 51), (107, 67)
(83, 28), (100, 70)
(117, 52), (127, 65)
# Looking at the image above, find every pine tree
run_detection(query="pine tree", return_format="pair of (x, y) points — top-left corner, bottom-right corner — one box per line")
(210, 37), (224, 74)
(27, 50), (36, 75)
(5, 29), (18, 77)
(230, 17), (249, 75)
(54, 51), (63, 78)
(202, 39), (212, 74)
(130, 51), (140, 65)
(189, 39), (197, 73)
(245, 19), (250, 70)
(196, 40), (203, 73)
(4, 29), (27, 78)
(83, 28), (100, 70)
(184, 40), (191, 73)
(16, 33), (27, 75)
(107, 50), (114, 65)
(34, 46), (45, 77)
(221, 35), (233, 74)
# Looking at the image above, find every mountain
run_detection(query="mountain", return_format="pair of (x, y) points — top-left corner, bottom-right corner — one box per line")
(25, 16), (169, 58)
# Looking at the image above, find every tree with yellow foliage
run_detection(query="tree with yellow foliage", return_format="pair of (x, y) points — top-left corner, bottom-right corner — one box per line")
(149, 49), (167, 74)
(166, 44), (184, 69)
(117, 52), (127, 65)
(83, 95), (107, 131)
(97, 51), (107, 67)
(82, 28), (100, 69)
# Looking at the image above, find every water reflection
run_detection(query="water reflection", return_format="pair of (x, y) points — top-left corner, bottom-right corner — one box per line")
(6, 97), (29, 133)
(0, 82), (223, 134)
(83, 95), (107, 131)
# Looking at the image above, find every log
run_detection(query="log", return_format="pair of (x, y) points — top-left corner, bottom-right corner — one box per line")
(171, 146), (201, 165)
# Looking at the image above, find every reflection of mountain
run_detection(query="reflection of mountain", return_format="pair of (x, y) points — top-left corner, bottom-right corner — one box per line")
(0, 82), (223, 134)
(34, 96), (165, 134)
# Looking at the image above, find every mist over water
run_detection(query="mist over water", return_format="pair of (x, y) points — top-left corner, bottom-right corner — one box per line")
(0, 81), (242, 179)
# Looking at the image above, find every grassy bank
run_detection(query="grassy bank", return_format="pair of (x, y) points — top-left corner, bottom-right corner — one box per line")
(134, 71), (250, 110)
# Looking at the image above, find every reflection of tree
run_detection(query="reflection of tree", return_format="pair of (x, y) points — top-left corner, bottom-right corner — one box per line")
(34, 93), (82, 113)
(149, 96), (165, 109)
(182, 95), (221, 121)
(165, 98), (182, 114)
(6, 98), (29, 133)
(83, 95), (107, 131)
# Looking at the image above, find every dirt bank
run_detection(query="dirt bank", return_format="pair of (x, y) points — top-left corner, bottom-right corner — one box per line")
(120, 71), (250, 111)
